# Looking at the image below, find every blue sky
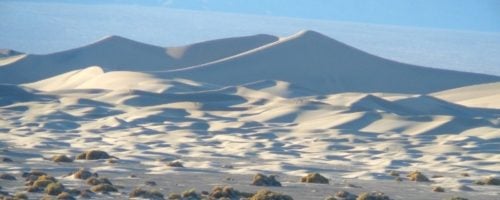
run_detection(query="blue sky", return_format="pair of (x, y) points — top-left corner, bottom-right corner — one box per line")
(9, 0), (500, 32)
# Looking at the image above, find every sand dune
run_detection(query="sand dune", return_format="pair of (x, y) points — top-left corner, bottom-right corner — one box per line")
(0, 34), (277, 84)
(162, 30), (500, 94)
(432, 82), (500, 109)
(1, 31), (499, 199)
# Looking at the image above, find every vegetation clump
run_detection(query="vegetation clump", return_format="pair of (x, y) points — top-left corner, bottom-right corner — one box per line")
(57, 192), (76, 200)
(45, 182), (65, 195)
(129, 188), (164, 200)
(334, 190), (357, 199)
(0, 173), (16, 180)
(209, 186), (253, 199)
(432, 186), (445, 192)
(407, 171), (429, 182)
(446, 197), (469, 200)
(300, 173), (329, 184)
(388, 171), (399, 177)
(252, 174), (282, 187)
(250, 189), (293, 200)
(167, 161), (184, 168)
(474, 176), (500, 186)
(356, 192), (391, 200)
(76, 150), (112, 160)
(51, 155), (73, 163)
(90, 184), (118, 193)
(71, 168), (94, 180)
(86, 177), (112, 186)
(13, 192), (29, 200)
(181, 189), (200, 199)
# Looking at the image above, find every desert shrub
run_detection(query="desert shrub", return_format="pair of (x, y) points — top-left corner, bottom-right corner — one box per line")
(356, 192), (390, 200)
(252, 174), (282, 187)
(129, 188), (164, 200)
(51, 155), (73, 163)
(300, 173), (329, 184)
(432, 186), (445, 192)
(0, 173), (16, 180)
(14, 192), (29, 200)
(90, 184), (118, 193)
(57, 192), (76, 200)
(407, 171), (429, 182)
(72, 168), (94, 180)
(250, 189), (293, 200)
(86, 177), (112, 186)
(388, 171), (399, 177)
(446, 197), (468, 200)
(45, 182), (65, 195)
(474, 176), (500, 185)
(167, 161), (184, 168)
(76, 150), (112, 160)
(181, 189), (200, 199)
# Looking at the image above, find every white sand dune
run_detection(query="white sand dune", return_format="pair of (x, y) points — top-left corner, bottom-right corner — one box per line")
(162, 30), (500, 94)
(432, 82), (500, 109)
(0, 34), (277, 84)
(1, 31), (499, 199)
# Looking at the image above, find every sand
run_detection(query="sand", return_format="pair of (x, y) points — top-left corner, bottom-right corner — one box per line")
(0, 31), (499, 199)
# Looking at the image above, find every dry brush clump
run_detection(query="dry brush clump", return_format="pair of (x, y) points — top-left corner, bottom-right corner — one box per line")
(356, 192), (390, 200)
(51, 154), (73, 163)
(167, 161), (184, 168)
(57, 192), (76, 200)
(250, 189), (293, 200)
(129, 188), (164, 200)
(474, 176), (500, 186)
(300, 173), (329, 184)
(0, 173), (16, 181)
(76, 150), (113, 160)
(90, 184), (118, 193)
(252, 174), (282, 187)
(407, 171), (429, 182)
(70, 168), (95, 180)
(432, 186), (445, 192)
(209, 186), (253, 199)
(45, 182), (65, 195)
(86, 177), (112, 186)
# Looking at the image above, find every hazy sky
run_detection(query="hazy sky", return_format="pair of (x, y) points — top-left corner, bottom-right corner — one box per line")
(7, 0), (500, 32)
